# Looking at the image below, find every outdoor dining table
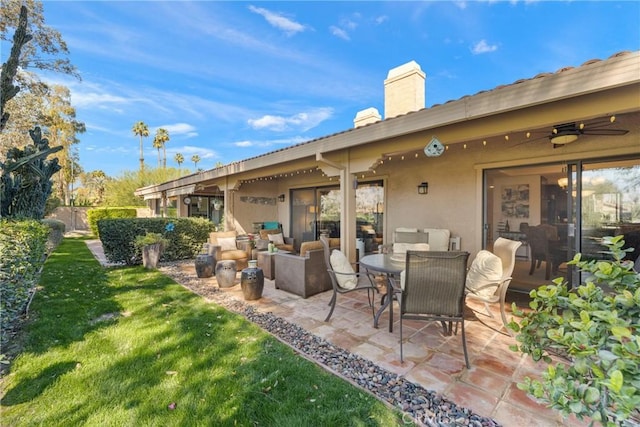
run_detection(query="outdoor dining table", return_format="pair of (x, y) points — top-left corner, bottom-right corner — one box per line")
(359, 253), (405, 331)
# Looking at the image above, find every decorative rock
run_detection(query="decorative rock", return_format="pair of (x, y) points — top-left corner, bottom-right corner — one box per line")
(215, 260), (237, 287)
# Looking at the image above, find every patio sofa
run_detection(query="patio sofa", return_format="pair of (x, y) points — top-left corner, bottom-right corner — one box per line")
(391, 228), (459, 251)
(274, 238), (340, 298)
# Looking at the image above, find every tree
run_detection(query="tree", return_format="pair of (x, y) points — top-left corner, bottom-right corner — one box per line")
(1, 0), (78, 78)
(153, 128), (169, 168)
(132, 121), (149, 171)
(174, 152), (184, 169)
(39, 85), (85, 204)
(102, 167), (182, 207)
(80, 169), (109, 205)
(0, 4), (30, 132)
(191, 154), (201, 171)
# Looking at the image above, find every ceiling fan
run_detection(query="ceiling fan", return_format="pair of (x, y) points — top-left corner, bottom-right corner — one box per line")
(549, 120), (629, 145)
(519, 116), (629, 146)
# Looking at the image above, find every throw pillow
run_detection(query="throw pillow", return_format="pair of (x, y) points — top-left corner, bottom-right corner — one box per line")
(217, 237), (237, 252)
(268, 233), (285, 246)
(329, 250), (357, 290)
(423, 228), (451, 251)
(465, 250), (503, 298)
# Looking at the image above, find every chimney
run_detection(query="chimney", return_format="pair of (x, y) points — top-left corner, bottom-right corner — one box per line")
(353, 107), (381, 128)
(384, 60), (425, 119)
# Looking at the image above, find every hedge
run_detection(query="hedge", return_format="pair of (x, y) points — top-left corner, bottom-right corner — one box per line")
(41, 218), (65, 253)
(87, 208), (137, 237)
(98, 217), (213, 265)
(0, 219), (48, 346)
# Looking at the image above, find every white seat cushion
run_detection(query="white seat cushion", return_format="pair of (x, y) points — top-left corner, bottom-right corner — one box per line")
(392, 243), (430, 254)
(329, 250), (357, 290)
(268, 233), (285, 246)
(465, 250), (503, 298)
(423, 228), (451, 251)
(217, 237), (237, 252)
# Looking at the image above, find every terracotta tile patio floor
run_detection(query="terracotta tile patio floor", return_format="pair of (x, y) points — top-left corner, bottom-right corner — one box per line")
(166, 262), (591, 427)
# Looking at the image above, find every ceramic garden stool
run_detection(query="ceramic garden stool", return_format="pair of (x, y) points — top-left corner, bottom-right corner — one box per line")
(194, 254), (214, 278)
(215, 260), (237, 288)
(240, 260), (264, 300)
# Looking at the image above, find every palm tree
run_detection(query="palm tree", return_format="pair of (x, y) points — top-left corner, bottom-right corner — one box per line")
(153, 128), (170, 168)
(191, 154), (201, 171)
(132, 121), (149, 171)
(174, 152), (184, 169)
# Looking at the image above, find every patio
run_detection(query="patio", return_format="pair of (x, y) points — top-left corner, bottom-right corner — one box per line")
(157, 259), (590, 427)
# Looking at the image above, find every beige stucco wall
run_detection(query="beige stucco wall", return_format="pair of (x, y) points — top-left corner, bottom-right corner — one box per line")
(47, 207), (90, 231)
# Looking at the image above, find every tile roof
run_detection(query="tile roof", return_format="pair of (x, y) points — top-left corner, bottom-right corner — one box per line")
(235, 51), (635, 165)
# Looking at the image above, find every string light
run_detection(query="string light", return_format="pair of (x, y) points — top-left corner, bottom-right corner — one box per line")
(610, 115), (616, 123)
(504, 135), (509, 141)
(483, 140), (487, 146)
(463, 143), (467, 149)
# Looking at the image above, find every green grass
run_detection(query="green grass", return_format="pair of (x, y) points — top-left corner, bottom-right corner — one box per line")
(1, 239), (403, 426)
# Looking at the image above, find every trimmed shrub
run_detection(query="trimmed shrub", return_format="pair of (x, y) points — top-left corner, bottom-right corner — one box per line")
(41, 218), (65, 253)
(98, 217), (213, 265)
(0, 219), (48, 345)
(87, 207), (137, 237)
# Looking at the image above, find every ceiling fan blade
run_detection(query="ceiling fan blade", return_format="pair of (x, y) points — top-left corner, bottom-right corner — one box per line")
(582, 129), (629, 136)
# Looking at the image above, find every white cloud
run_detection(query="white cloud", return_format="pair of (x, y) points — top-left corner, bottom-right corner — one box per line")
(152, 123), (198, 138)
(248, 5), (305, 36)
(471, 39), (498, 54)
(234, 141), (253, 147)
(375, 15), (388, 25)
(248, 108), (333, 132)
(454, 1), (468, 10)
(329, 25), (350, 41)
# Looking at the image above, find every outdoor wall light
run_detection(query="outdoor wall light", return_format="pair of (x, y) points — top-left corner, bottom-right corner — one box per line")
(278, 194), (285, 202)
(417, 182), (429, 194)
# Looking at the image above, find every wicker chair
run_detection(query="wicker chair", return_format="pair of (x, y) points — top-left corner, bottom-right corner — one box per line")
(320, 235), (378, 322)
(400, 250), (470, 367)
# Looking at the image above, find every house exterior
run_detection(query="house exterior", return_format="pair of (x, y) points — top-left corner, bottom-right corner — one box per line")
(135, 50), (640, 288)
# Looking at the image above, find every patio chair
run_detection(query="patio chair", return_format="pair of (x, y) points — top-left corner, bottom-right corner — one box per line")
(465, 237), (522, 334)
(320, 235), (378, 322)
(400, 250), (470, 367)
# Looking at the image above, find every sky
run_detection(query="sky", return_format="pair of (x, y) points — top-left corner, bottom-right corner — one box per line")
(16, 1), (640, 177)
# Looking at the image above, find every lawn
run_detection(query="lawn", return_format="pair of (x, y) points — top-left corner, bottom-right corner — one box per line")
(0, 238), (403, 426)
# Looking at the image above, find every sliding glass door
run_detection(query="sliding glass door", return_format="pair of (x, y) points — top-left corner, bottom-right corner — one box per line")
(289, 181), (385, 254)
(484, 155), (640, 291)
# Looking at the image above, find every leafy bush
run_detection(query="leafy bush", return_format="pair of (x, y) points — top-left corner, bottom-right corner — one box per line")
(41, 218), (65, 253)
(0, 219), (48, 345)
(508, 236), (640, 426)
(87, 207), (137, 237)
(98, 217), (213, 265)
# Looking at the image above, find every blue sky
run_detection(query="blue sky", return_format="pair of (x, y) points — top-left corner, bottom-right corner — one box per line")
(34, 1), (640, 177)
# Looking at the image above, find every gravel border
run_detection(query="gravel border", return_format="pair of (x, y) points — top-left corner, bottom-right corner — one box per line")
(160, 261), (501, 427)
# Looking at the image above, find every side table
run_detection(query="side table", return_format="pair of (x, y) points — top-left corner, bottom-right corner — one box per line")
(240, 262), (264, 300)
(257, 250), (290, 280)
(215, 260), (237, 288)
